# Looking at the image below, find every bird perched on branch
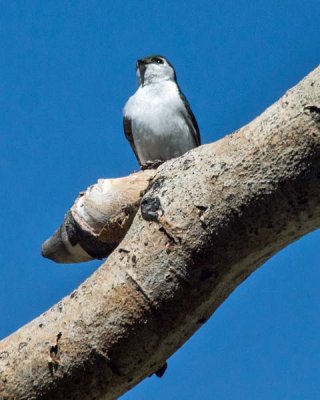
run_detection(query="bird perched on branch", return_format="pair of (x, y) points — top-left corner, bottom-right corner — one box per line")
(123, 55), (201, 169)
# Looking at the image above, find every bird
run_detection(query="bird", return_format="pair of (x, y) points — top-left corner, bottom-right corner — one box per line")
(123, 55), (201, 169)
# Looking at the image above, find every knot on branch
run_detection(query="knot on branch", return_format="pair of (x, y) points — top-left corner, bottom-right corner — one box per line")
(140, 196), (163, 222)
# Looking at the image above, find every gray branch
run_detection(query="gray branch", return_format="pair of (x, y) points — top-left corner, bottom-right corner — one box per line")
(1, 66), (319, 400)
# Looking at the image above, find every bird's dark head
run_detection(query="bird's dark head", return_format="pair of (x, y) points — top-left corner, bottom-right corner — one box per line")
(136, 55), (176, 86)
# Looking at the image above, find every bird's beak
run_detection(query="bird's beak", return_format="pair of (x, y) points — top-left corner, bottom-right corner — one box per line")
(136, 59), (146, 71)
(136, 59), (147, 86)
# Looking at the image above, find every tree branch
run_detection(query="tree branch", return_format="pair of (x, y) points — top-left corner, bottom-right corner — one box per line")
(1, 66), (320, 400)
(41, 170), (156, 263)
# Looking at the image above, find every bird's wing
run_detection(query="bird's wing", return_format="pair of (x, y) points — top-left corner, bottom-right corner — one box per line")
(123, 115), (141, 166)
(179, 90), (201, 146)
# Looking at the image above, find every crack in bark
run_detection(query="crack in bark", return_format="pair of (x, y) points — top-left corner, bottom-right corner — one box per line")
(125, 271), (158, 313)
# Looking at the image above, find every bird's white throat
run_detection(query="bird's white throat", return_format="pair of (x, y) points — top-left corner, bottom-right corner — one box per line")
(137, 62), (175, 86)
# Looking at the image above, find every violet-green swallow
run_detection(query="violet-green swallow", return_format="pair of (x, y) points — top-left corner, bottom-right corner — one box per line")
(123, 55), (201, 169)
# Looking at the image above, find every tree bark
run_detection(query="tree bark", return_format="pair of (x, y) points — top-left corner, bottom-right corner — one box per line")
(41, 170), (156, 263)
(1, 66), (320, 400)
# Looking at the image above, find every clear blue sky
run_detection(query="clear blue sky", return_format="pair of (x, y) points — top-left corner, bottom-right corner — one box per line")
(0, 1), (319, 399)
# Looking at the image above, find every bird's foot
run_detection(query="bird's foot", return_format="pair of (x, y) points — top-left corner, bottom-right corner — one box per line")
(141, 160), (164, 170)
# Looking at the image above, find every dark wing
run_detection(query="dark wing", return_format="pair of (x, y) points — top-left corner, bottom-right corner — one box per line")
(123, 115), (141, 166)
(178, 89), (201, 146)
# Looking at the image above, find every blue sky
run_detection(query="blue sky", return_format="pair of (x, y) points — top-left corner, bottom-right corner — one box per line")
(0, 1), (319, 399)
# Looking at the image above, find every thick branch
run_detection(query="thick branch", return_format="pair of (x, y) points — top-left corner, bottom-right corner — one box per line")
(1, 66), (320, 400)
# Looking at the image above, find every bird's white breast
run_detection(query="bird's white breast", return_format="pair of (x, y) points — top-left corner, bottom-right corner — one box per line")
(124, 81), (196, 164)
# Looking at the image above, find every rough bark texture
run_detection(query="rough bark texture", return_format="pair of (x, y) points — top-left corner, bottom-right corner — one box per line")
(1, 66), (320, 400)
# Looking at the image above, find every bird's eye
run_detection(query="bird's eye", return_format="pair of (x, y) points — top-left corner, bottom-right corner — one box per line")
(152, 57), (164, 64)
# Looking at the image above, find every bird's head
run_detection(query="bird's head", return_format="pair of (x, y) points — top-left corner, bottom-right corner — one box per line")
(136, 55), (176, 86)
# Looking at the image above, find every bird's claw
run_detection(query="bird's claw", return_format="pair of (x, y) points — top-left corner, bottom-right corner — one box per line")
(141, 160), (164, 170)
